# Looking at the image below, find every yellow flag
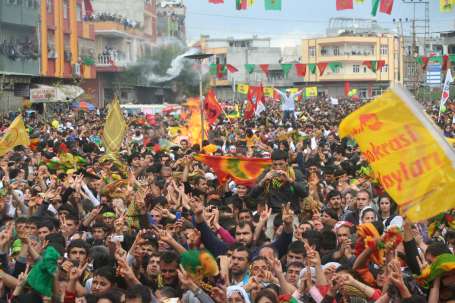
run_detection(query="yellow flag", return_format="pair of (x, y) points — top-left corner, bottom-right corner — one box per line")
(0, 115), (30, 156)
(237, 84), (249, 94)
(247, 0), (255, 6)
(263, 87), (274, 97)
(305, 87), (318, 97)
(440, 0), (453, 12)
(339, 87), (455, 222)
(103, 97), (127, 153)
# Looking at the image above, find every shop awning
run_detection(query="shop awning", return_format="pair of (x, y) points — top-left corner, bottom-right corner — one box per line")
(30, 85), (84, 103)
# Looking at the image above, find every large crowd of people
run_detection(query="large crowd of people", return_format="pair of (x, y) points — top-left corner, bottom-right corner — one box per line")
(0, 89), (453, 303)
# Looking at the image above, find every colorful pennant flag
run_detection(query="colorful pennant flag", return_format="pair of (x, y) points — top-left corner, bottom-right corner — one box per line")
(237, 84), (249, 94)
(309, 64), (317, 75)
(193, 154), (272, 185)
(317, 62), (328, 76)
(363, 60), (385, 72)
(264, 0), (282, 10)
(380, 0), (394, 14)
(0, 115), (30, 156)
(440, 0), (454, 12)
(204, 90), (222, 125)
(208, 0), (224, 3)
(103, 97), (127, 153)
(236, 0), (248, 10)
(210, 64), (227, 79)
(281, 64), (293, 78)
(371, 0), (380, 16)
(295, 63), (307, 77)
(336, 0), (354, 10)
(227, 64), (238, 73)
(328, 62), (342, 72)
(339, 87), (455, 222)
(356, 0), (365, 3)
(245, 64), (256, 74)
(259, 64), (270, 76)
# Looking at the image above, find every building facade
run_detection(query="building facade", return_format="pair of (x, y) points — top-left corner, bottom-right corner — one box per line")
(82, 0), (159, 107)
(0, 0), (40, 111)
(300, 33), (403, 99)
(156, 0), (185, 41)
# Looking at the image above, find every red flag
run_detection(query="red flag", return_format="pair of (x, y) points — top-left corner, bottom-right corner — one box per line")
(216, 64), (227, 79)
(259, 64), (270, 76)
(379, 0), (393, 15)
(295, 64), (307, 77)
(442, 55), (449, 71)
(204, 90), (222, 125)
(84, 0), (94, 17)
(336, 0), (353, 10)
(245, 86), (263, 120)
(377, 60), (386, 71)
(344, 81), (350, 97)
(226, 64), (238, 73)
(209, 0), (224, 3)
(317, 62), (328, 76)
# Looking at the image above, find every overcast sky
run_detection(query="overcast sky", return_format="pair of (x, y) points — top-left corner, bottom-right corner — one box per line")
(183, 0), (455, 47)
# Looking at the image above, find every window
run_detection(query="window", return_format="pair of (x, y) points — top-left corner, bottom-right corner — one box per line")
(364, 66), (368, 73)
(353, 65), (360, 73)
(381, 64), (388, 73)
(63, 0), (68, 19)
(380, 44), (388, 55)
(333, 47), (340, 56)
(46, 0), (52, 13)
(309, 46), (316, 57)
(358, 88), (367, 99)
(76, 4), (82, 21)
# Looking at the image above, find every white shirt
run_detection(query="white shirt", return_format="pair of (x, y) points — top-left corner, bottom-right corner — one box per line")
(275, 89), (303, 111)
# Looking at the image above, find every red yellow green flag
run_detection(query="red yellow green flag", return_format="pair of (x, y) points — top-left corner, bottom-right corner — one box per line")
(0, 115), (30, 156)
(339, 87), (455, 222)
(193, 154), (272, 185)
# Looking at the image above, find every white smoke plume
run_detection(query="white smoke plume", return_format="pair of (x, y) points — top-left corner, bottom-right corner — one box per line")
(144, 47), (199, 83)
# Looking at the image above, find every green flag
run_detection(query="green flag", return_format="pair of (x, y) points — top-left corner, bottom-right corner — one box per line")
(245, 64), (256, 74)
(265, 0), (281, 10)
(371, 0), (380, 16)
(281, 64), (293, 78)
(309, 64), (317, 75)
(328, 62), (342, 72)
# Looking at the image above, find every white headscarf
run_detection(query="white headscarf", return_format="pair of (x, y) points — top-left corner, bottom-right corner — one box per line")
(226, 285), (251, 303)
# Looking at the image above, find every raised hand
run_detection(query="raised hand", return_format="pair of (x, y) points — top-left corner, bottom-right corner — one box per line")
(259, 204), (272, 223)
(282, 202), (294, 226)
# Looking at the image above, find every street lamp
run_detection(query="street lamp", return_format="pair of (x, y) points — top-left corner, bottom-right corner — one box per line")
(185, 53), (213, 144)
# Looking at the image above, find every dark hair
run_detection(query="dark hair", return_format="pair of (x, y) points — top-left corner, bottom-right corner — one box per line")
(319, 229), (337, 251)
(15, 217), (29, 225)
(95, 288), (124, 303)
(271, 149), (288, 161)
(160, 251), (180, 264)
(93, 266), (116, 285)
(287, 261), (304, 270)
(64, 213), (80, 224)
(45, 232), (66, 255)
(302, 230), (322, 251)
(254, 288), (278, 303)
(67, 239), (90, 255)
(36, 219), (55, 231)
(91, 222), (107, 231)
(229, 243), (250, 259)
(322, 208), (338, 221)
(288, 241), (306, 256)
(326, 189), (342, 201)
(425, 242), (451, 258)
(237, 220), (254, 234)
(125, 284), (151, 302)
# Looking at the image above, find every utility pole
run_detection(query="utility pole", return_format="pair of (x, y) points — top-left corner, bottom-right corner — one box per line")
(401, 0), (430, 99)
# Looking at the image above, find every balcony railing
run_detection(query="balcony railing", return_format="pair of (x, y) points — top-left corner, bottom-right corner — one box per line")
(96, 54), (129, 68)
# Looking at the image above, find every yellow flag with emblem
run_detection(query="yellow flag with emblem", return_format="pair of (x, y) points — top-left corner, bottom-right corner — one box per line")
(0, 115), (30, 156)
(103, 97), (127, 153)
(305, 87), (318, 97)
(237, 84), (249, 94)
(440, 0), (454, 12)
(339, 87), (455, 222)
(263, 87), (274, 97)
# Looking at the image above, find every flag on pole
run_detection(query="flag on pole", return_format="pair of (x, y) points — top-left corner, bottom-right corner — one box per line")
(440, 0), (454, 12)
(439, 69), (453, 120)
(103, 98), (127, 153)
(204, 90), (222, 125)
(193, 154), (272, 185)
(371, 0), (380, 16)
(336, 0), (353, 10)
(0, 115), (30, 156)
(379, 0), (394, 14)
(339, 87), (455, 222)
(265, 0), (281, 10)
(255, 100), (266, 117)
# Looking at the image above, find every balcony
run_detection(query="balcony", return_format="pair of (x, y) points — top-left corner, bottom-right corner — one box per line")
(96, 54), (129, 72)
(94, 21), (141, 38)
(0, 54), (39, 75)
(0, 1), (38, 27)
